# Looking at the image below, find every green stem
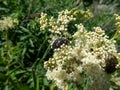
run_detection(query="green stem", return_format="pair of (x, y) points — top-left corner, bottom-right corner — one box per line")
(5, 30), (9, 63)
(5, 30), (10, 85)
(32, 68), (39, 90)
(28, 0), (34, 15)
(32, 69), (36, 90)
(5, 30), (11, 73)
(111, 28), (120, 40)
(40, 44), (51, 62)
(36, 36), (48, 59)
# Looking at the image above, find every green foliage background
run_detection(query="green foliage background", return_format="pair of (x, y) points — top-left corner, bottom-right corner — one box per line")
(0, 0), (120, 90)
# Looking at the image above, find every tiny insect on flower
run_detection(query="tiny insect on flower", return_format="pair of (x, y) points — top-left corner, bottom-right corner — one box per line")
(52, 38), (69, 49)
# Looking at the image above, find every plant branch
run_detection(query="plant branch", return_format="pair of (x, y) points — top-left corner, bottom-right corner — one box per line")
(22, 4), (59, 23)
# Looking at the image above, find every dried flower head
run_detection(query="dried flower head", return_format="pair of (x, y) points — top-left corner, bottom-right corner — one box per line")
(104, 53), (118, 74)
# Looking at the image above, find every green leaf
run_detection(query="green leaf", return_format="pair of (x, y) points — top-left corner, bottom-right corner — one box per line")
(29, 39), (34, 47)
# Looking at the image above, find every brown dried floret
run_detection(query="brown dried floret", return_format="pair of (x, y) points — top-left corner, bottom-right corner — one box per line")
(104, 54), (118, 74)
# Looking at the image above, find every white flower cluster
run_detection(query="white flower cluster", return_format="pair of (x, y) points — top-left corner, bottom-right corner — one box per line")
(39, 8), (93, 46)
(0, 17), (18, 30)
(115, 14), (120, 29)
(40, 13), (49, 30)
(112, 14), (120, 40)
(44, 23), (118, 89)
(43, 10), (120, 90)
(73, 24), (116, 62)
(40, 10), (76, 33)
(44, 45), (84, 90)
(71, 24), (117, 90)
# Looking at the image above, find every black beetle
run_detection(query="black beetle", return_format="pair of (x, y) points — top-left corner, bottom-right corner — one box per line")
(52, 38), (69, 49)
